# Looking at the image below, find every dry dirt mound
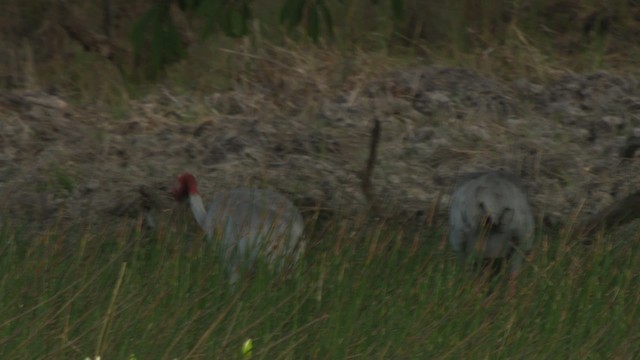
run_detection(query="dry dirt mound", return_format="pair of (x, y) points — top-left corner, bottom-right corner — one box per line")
(1, 66), (640, 234)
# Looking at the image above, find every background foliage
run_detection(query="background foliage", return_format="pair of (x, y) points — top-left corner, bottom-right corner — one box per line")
(2, 0), (639, 83)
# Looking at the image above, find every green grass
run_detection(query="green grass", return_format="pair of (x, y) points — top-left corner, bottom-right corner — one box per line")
(0, 219), (639, 359)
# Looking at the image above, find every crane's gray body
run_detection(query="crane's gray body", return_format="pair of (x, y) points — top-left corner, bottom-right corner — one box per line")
(448, 171), (535, 275)
(202, 188), (305, 285)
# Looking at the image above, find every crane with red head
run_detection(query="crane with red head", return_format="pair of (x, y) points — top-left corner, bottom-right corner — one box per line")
(172, 173), (305, 285)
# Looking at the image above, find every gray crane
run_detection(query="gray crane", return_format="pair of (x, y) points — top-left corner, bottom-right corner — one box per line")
(172, 173), (305, 285)
(448, 171), (535, 282)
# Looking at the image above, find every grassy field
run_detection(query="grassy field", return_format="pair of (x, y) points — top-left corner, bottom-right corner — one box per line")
(2, 1), (640, 359)
(1, 217), (638, 359)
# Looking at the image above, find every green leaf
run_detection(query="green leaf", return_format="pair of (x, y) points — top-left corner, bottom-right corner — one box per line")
(230, 1), (251, 37)
(241, 1), (252, 20)
(178, 0), (201, 12)
(240, 1), (252, 34)
(391, 0), (404, 19)
(279, 0), (295, 25)
(223, 6), (250, 38)
(307, 2), (320, 42)
(129, 0), (188, 79)
(280, 0), (306, 29)
(318, 0), (333, 38)
(131, 6), (156, 55)
(196, 0), (223, 38)
(165, 16), (186, 62)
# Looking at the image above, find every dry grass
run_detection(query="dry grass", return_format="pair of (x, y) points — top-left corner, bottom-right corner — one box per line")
(1, 0), (640, 236)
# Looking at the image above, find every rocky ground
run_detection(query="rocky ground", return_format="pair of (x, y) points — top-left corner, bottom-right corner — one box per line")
(2, 65), (640, 235)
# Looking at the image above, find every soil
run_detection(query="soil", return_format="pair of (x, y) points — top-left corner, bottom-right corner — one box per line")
(2, 66), (640, 235)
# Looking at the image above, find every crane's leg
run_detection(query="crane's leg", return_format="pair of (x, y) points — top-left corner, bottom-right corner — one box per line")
(507, 256), (523, 300)
(507, 272), (518, 300)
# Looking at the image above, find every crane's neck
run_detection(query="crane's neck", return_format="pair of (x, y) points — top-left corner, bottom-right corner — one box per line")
(188, 193), (207, 231)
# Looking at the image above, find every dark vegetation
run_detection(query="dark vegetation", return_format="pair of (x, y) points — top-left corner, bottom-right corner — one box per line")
(2, 1), (640, 358)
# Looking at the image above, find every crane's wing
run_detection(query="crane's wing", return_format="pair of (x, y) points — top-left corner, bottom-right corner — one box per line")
(449, 171), (535, 263)
(204, 188), (305, 280)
